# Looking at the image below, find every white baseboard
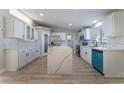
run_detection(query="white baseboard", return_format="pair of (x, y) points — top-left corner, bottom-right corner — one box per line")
(0, 68), (6, 74)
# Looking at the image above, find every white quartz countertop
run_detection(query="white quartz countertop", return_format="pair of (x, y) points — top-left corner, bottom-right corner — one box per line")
(80, 45), (94, 49)
(49, 46), (72, 49)
(80, 45), (124, 51)
(92, 47), (124, 51)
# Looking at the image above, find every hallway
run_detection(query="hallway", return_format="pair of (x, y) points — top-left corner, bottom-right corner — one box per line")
(0, 54), (124, 84)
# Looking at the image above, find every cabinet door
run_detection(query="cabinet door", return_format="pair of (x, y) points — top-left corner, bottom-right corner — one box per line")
(27, 26), (31, 39)
(83, 47), (91, 64)
(80, 47), (87, 61)
(34, 48), (40, 58)
(86, 48), (91, 64)
(113, 12), (124, 36)
(24, 25), (31, 40)
(83, 48), (87, 61)
(18, 50), (26, 68)
(34, 29), (38, 40)
(102, 14), (113, 37)
(5, 18), (14, 37)
(14, 19), (24, 39)
(31, 28), (34, 40)
(80, 46), (83, 58)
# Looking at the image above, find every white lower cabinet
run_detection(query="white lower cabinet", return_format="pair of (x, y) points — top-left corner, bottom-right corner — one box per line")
(80, 46), (92, 65)
(5, 48), (40, 71)
(18, 49), (29, 68)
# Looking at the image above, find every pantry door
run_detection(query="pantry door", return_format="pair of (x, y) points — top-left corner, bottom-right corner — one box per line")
(44, 34), (48, 53)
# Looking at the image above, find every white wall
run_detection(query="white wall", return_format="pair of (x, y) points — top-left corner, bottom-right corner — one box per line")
(0, 10), (10, 72)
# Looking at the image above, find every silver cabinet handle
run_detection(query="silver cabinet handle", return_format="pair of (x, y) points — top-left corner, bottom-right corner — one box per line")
(22, 51), (25, 53)
(26, 53), (29, 56)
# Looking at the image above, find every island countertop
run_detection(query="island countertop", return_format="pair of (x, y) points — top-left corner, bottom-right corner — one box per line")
(47, 46), (72, 74)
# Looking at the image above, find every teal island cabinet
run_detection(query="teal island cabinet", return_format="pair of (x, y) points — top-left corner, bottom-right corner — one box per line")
(92, 48), (124, 78)
(92, 49), (103, 74)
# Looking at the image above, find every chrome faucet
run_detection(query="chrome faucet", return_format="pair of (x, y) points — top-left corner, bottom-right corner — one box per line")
(92, 40), (98, 47)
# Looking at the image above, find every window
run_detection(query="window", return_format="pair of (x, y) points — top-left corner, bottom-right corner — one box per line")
(67, 34), (72, 41)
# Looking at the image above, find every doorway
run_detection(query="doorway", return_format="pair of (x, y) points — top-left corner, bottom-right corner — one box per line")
(44, 34), (48, 53)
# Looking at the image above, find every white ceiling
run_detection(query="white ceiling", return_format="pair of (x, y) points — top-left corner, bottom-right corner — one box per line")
(21, 9), (118, 31)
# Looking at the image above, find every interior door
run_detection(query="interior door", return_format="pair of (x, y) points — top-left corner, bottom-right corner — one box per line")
(31, 28), (34, 40)
(44, 34), (48, 53)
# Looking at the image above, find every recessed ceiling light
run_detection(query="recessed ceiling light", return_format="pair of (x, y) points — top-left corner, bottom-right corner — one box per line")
(93, 20), (97, 24)
(40, 13), (44, 16)
(69, 23), (72, 26)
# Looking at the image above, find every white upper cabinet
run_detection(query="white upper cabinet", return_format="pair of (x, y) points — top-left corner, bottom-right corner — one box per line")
(24, 24), (31, 40)
(13, 19), (24, 38)
(31, 27), (38, 40)
(30, 27), (34, 40)
(102, 12), (124, 37)
(24, 26), (38, 41)
(34, 28), (38, 40)
(5, 17), (24, 39)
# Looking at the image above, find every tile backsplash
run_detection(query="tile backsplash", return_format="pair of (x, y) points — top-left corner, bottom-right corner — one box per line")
(4, 39), (18, 48)
(4, 38), (39, 49)
(104, 37), (124, 48)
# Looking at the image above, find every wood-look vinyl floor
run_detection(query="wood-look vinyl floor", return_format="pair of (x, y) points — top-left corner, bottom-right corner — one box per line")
(1, 54), (124, 84)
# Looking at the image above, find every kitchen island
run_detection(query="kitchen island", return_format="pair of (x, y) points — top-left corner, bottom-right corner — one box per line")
(92, 47), (124, 78)
(80, 45), (124, 78)
(47, 46), (72, 74)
